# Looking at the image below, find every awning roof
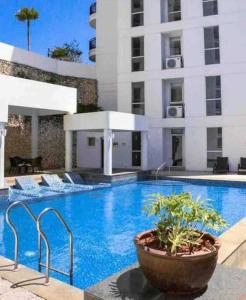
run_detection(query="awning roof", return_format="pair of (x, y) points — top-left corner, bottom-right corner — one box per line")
(0, 74), (77, 122)
(64, 111), (149, 132)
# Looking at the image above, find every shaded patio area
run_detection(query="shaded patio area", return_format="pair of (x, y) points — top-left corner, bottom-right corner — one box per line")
(0, 73), (77, 189)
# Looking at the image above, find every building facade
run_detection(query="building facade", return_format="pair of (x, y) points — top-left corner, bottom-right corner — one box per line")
(79, 0), (246, 172)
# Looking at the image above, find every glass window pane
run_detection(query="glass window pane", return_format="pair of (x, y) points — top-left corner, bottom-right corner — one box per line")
(132, 132), (141, 151)
(132, 104), (145, 115)
(203, 0), (218, 16)
(168, 0), (181, 12)
(169, 37), (181, 56)
(168, 12), (181, 22)
(207, 127), (223, 168)
(132, 13), (144, 27)
(132, 57), (144, 71)
(168, 0), (181, 21)
(206, 76), (221, 99)
(171, 128), (184, 135)
(132, 0), (143, 13)
(88, 137), (96, 147)
(132, 82), (144, 102)
(205, 49), (220, 65)
(132, 37), (144, 57)
(204, 26), (220, 49)
(207, 151), (222, 168)
(206, 100), (221, 116)
(207, 128), (222, 151)
(171, 83), (183, 102)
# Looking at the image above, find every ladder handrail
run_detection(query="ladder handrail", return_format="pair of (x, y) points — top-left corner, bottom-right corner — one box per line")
(155, 162), (167, 181)
(37, 208), (74, 285)
(5, 201), (37, 270)
(155, 161), (173, 181)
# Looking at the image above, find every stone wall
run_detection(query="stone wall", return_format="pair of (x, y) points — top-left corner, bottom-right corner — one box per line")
(5, 115), (69, 171)
(5, 115), (32, 170)
(0, 59), (97, 105)
(38, 116), (65, 170)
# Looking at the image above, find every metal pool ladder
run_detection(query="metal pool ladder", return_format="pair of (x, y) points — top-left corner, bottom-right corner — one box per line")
(2, 201), (74, 286)
(37, 208), (73, 285)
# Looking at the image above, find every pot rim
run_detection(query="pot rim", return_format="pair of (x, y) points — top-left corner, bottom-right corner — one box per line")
(134, 229), (221, 260)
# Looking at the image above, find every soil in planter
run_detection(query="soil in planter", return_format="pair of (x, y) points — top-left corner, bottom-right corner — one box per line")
(141, 231), (216, 256)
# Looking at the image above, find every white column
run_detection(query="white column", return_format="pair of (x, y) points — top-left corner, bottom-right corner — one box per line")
(31, 113), (39, 158)
(65, 130), (73, 172)
(104, 129), (113, 176)
(141, 131), (149, 171)
(0, 123), (6, 189)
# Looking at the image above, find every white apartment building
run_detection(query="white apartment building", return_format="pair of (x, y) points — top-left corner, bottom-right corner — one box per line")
(79, 0), (246, 173)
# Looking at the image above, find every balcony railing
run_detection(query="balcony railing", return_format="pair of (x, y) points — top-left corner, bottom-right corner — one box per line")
(89, 37), (96, 50)
(90, 2), (96, 15)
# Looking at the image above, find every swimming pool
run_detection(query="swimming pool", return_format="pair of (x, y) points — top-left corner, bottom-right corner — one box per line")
(0, 180), (246, 289)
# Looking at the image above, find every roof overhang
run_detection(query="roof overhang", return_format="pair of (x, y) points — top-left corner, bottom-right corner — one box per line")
(64, 111), (149, 132)
(0, 74), (77, 122)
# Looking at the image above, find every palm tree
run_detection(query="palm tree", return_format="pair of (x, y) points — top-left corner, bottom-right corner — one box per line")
(15, 8), (39, 51)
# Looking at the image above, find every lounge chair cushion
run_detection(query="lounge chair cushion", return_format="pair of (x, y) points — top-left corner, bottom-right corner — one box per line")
(15, 176), (40, 191)
(42, 174), (64, 187)
(64, 172), (85, 185)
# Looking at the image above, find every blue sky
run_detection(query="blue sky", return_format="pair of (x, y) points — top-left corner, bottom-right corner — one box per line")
(0, 0), (95, 63)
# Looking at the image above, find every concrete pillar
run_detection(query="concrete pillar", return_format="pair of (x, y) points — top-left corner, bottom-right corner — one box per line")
(31, 113), (39, 158)
(104, 129), (113, 176)
(0, 123), (6, 189)
(141, 131), (149, 171)
(65, 130), (73, 172)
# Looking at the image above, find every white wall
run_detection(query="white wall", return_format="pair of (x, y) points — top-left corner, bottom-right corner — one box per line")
(77, 132), (102, 168)
(96, 0), (118, 110)
(0, 42), (96, 79)
(77, 131), (132, 169)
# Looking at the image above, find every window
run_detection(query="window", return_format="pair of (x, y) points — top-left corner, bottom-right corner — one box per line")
(170, 82), (183, 103)
(207, 127), (222, 168)
(132, 37), (144, 71)
(204, 26), (220, 65)
(88, 137), (96, 147)
(203, 0), (218, 16)
(132, 132), (141, 166)
(168, 0), (181, 22)
(132, 0), (144, 27)
(132, 82), (145, 115)
(169, 37), (181, 56)
(206, 76), (221, 116)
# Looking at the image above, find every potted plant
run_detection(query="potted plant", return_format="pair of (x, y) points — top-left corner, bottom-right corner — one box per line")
(134, 193), (227, 295)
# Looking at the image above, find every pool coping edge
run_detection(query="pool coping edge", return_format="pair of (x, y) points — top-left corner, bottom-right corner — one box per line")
(0, 256), (86, 300)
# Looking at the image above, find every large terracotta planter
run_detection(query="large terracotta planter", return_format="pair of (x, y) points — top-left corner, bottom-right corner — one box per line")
(134, 229), (220, 295)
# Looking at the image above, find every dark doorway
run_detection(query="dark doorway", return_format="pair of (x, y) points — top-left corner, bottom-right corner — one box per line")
(172, 135), (183, 166)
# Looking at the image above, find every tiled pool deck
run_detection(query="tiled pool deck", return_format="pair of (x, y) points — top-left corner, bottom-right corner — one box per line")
(154, 170), (246, 183)
(0, 277), (42, 300)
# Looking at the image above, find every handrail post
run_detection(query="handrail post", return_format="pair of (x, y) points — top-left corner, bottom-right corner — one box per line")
(5, 201), (37, 270)
(37, 208), (74, 285)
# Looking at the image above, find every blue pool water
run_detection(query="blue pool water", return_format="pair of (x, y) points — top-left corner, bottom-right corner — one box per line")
(0, 180), (246, 289)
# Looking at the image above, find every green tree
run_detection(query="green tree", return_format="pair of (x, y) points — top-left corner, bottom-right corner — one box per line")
(15, 8), (39, 51)
(48, 40), (83, 62)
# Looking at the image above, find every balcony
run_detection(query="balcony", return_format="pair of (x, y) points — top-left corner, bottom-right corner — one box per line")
(89, 37), (96, 62)
(89, 2), (96, 28)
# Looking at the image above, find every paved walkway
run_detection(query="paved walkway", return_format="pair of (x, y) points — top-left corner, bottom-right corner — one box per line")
(157, 171), (246, 182)
(0, 278), (42, 300)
